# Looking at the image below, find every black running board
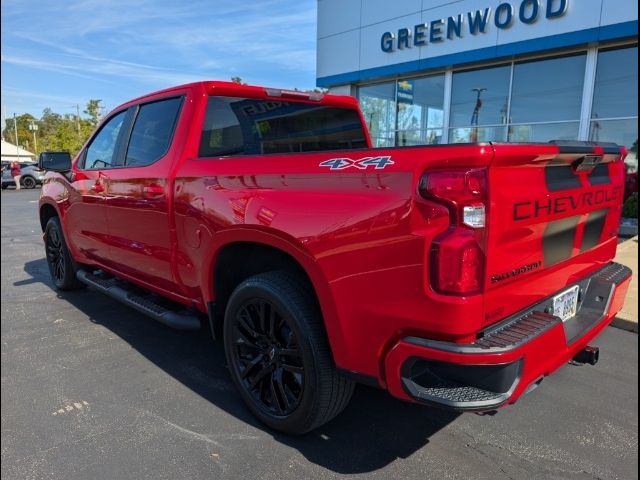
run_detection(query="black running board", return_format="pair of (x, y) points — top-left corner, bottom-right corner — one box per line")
(76, 269), (201, 331)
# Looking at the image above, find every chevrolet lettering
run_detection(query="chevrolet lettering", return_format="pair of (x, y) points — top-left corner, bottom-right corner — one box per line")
(513, 186), (624, 221)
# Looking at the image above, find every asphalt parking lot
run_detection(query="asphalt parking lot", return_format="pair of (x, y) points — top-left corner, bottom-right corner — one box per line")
(1, 188), (638, 480)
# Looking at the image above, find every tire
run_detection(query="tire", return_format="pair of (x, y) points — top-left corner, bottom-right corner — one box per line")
(44, 217), (84, 290)
(223, 271), (354, 434)
(21, 176), (37, 189)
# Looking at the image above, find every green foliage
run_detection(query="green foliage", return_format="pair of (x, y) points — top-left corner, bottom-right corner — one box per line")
(3, 113), (36, 152)
(84, 100), (103, 127)
(2, 100), (101, 157)
(622, 193), (638, 219)
(230, 76), (244, 84)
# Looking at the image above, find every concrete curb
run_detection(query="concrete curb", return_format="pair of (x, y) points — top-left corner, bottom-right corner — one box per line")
(616, 235), (638, 253)
(609, 235), (638, 334)
(611, 317), (639, 333)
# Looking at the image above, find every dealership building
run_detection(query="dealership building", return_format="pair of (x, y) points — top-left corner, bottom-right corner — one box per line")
(316, 0), (638, 169)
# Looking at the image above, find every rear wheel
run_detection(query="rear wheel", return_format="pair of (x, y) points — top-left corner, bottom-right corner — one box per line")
(223, 271), (354, 434)
(21, 176), (37, 189)
(44, 217), (84, 290)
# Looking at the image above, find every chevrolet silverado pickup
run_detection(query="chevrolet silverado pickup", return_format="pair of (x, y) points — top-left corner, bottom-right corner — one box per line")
(39, 81), (632, 434)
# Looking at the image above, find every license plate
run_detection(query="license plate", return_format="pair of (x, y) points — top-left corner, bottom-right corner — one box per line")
(552, 285), (580, 322)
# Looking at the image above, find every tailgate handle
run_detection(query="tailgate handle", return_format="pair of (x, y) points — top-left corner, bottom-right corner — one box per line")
(572, 155), (603, 172)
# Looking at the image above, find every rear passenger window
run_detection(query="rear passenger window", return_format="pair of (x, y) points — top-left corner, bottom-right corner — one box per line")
(125, 97), (183, 167)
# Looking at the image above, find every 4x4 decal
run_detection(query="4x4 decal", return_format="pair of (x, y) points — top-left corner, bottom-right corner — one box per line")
(319, 156), (394, 171)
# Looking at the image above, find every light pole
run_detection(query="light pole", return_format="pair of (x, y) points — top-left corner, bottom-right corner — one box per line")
(470, 87), (487, 142)
(72, 104), (81, 138)
(13, 113), (21, 161)
(28, 120), (38, 154)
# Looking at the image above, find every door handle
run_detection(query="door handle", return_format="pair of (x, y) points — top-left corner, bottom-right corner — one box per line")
(142, 184), (165, 198)
(91, 172), (108, 194)
(90, 182), (104, 193)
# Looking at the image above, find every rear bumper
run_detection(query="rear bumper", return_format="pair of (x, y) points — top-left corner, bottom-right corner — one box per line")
(384, 262), (632, 410)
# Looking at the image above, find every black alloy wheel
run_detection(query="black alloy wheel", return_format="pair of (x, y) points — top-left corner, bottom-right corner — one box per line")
(44, 217), (84, 290)
(223, 271), (354, 434)
(231, 298), (304, 416)
(46, 225), (66, 283)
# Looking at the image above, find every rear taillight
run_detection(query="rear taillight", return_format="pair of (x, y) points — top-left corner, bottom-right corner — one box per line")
(419, 168), (487, 295)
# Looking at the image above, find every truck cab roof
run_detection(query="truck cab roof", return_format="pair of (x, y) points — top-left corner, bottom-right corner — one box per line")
(115, 80), (359, 115)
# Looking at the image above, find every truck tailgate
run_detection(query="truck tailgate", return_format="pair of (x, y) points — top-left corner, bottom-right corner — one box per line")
(483, 142), (626, 326)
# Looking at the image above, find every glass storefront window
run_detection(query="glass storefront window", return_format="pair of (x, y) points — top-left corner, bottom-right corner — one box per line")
(592, 47), (638, 120)
(509, 122), (580, 143)
(591, 46), (638, 172)
(359, 82), (396, 148)
(396, 128), (444, 146)
(449, 126), (507, 143)
(590, 118), (638, 172)
(396, 75), (444, 145)
(449, 64), (510, 142)
(510, 54), (586, 124)
(358, 76), (445, 147)
(356, 44), (637, 155)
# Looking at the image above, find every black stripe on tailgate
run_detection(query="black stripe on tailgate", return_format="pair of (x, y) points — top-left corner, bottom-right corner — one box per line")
(586, 163), (611, 186)
(543, 215), (580, 266)
(544, 162), (581, 192)
(581, 209), (609, 252)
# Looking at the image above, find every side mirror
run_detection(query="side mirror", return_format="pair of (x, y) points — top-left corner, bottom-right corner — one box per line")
(38, 151), (72, 172)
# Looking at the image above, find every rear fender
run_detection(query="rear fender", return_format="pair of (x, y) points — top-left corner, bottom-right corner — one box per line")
(200, 227), (348, 367)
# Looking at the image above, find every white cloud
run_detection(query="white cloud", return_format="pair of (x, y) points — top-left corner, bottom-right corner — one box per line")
(1, 0), (319, 115)
(4, 0), (316, 74)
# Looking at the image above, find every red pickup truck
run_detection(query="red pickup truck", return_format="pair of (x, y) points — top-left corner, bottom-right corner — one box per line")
(39, 81), (631, 434)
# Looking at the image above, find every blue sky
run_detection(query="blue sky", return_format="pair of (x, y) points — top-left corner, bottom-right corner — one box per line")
(1, 0), (318, 121)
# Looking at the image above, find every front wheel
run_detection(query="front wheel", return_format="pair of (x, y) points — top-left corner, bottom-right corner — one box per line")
(44, 217), (84, 290)
(223, 271), (354, 434)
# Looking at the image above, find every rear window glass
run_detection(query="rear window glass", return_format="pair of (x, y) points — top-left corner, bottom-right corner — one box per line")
(199, 96), (367, 157)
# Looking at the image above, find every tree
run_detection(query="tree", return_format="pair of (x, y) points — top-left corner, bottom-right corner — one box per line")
(2, 113), (36, 151)
(84, 99), (103, 127)
(1, 100), (100, 157)
(230, 76), (243, 84)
